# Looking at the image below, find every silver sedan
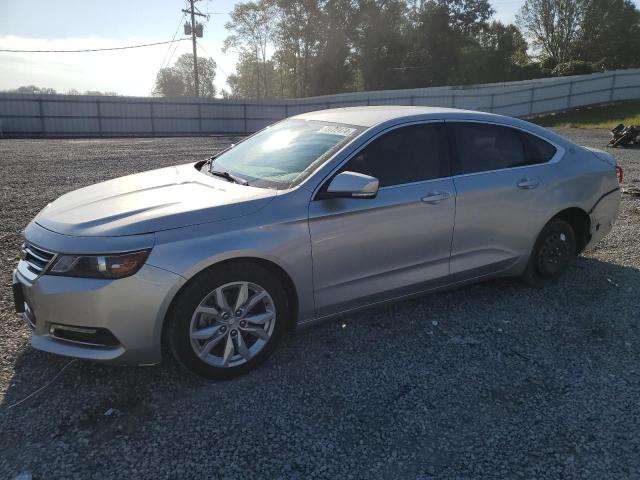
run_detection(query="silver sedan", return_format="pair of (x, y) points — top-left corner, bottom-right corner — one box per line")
(12, 107), (622, 378)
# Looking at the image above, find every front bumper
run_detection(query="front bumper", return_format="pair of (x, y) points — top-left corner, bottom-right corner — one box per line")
(13, 262), (185, 365)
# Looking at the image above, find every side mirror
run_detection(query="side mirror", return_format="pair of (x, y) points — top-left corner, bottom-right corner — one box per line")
(326, 171), (379, 199)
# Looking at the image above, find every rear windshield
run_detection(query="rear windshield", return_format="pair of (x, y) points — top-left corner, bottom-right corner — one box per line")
(211, 118), (364, 189)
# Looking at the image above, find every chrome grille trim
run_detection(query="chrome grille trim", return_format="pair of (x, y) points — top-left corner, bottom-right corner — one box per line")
(21, 242), (56, 276)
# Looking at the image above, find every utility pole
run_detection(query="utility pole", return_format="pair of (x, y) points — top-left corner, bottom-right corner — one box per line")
(188, 0), (199, 96)
(182, 0), (207, 97)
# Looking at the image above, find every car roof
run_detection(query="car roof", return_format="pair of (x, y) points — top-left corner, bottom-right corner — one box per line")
(293, 106), (487, 127)
(291, 105), (572, 148)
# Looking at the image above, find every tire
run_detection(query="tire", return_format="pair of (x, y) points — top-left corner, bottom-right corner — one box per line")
(166, 261), (289, 380)
(523, 218), (577, 288)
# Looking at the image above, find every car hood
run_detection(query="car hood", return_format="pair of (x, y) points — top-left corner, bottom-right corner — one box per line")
(35, 163), (277, 237)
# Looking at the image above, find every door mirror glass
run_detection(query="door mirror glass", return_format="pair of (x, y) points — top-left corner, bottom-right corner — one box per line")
(326, 171), (379, 199)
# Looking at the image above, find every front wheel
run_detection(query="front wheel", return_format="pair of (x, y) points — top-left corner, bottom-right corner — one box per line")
(167, 262), (289, 379)
(523, 218), (577, 288)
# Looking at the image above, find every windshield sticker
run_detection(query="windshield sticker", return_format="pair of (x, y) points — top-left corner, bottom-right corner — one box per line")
(317, 125), (356, 136)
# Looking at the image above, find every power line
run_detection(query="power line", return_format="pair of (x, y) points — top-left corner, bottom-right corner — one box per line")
(149, 12), (188, 95)
(159, 13), (187, 71)
(0, 38), (188, 53)
(196, 40), (227, 75)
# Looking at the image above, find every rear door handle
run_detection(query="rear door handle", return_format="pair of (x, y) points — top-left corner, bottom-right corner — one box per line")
(421, 191), (451, 204)
(517, 178), (540, 190)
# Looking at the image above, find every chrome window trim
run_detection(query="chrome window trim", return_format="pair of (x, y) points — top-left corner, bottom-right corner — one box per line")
(444, 119), (565, 179)
(311, 119), (449, 199)
(378, 176), (451, 192)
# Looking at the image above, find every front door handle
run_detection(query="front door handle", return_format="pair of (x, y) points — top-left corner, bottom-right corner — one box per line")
(517, 178), (540, 190)
(421, 191), (451, 204)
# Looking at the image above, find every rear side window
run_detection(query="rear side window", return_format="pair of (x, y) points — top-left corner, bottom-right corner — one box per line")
(521, 131), (557, 164)
(450, 123), (557, 175)
(450, 123), (526, 175)
(339, 123), (449, 187)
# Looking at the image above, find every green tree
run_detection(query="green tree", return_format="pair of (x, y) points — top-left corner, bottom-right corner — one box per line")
(153, 53), (217, 97)
(403, 1), (461, 87)
(576, 0), (640, 69)
(352, 0), (410, 91)
(4, 85), (58, 94)
(153, 68), (186, 97)
(272, 0), (326, 97)
(224, 0), (279, 98)
(226, 52), (280, 98)
(307, 0), (356, 96)
(517, 0), (585, 65)
(437, 0), (494, 35)
(470, 21), (529, 82)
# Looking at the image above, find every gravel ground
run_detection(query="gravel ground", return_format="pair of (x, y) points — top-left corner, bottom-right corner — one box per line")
(0, 130), (639, 479)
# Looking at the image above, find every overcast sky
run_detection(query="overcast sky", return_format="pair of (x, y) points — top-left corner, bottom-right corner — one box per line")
(0, 0), (526, 96)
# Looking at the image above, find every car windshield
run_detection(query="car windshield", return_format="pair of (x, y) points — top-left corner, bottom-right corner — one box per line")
(210, 118), (363, 189)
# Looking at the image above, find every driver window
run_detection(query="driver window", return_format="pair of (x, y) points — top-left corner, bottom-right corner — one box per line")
(339, 123), (450, 187)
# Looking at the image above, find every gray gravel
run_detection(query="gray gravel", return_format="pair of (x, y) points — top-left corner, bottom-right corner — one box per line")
(1, 130), (639, 479)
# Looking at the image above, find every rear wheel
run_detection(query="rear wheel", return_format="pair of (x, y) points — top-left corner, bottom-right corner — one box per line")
(167, 262), (289, 379)
(523, 218), (577, 288)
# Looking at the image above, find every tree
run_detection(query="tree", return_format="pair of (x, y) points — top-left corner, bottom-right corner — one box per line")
(402, 1), (461, 87)
(153, 53), (217, 97)
(273, 0), (326, 97)
(3, 85), (58, 94)
(437, 0), (494, 35)
(576, 0), (640, 69)
(352, 0), (410, 91)
(307, 0), (356, 96)
(226, 52), (280, 98)
(471, 21), (529, 82)
(518, 0), (640, 69)
(401, 0), (510, 87)
(517, 0), (585, 65)
(219, 0), (639, 98)
(153, 68), (185, 97)
(224, 0), (279, 98)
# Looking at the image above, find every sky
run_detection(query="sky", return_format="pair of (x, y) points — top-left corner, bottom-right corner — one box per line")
(0, 0), (525, 97)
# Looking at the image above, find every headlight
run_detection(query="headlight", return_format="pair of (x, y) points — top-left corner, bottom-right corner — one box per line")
(47, 250), (150, 279)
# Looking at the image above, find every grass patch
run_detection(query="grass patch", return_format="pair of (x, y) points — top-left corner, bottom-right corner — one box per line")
(530, 101), (640, 129)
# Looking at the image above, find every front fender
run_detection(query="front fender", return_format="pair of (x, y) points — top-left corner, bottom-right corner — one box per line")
(147, 189), (315, 323)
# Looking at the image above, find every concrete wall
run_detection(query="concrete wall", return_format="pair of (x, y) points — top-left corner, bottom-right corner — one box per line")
(1, 69), (639, 137)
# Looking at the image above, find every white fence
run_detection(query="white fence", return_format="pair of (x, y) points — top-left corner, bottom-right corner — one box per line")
(1, 69), (639, 137)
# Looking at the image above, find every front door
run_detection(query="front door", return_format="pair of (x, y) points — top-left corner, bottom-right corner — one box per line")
(308, 122), (456, 317)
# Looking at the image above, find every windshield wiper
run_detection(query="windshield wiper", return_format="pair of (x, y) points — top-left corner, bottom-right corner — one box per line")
(208, 160), (248, 185)
(210, 170), (248, 185)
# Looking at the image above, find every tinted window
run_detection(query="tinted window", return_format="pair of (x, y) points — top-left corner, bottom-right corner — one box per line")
(451, 123), (527, 175)
(339, 124), (449, 187)
(522, 131), (557, 164)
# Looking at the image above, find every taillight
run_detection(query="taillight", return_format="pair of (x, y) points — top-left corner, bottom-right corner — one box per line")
(616, 165), (624, 184)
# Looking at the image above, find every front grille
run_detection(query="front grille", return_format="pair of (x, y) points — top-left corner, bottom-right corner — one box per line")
(21, 242), (56, 276)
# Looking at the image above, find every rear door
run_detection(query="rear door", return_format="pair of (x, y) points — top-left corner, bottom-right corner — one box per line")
(308, 122), (455, 317)
(447, 121), (559, 275)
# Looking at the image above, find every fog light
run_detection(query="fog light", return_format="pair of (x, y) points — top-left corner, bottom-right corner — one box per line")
(49, 323), (119, 347)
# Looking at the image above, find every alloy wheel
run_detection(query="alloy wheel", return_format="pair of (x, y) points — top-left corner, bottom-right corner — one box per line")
(189, 281), (276, 368)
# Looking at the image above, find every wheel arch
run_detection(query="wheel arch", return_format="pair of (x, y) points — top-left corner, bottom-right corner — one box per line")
(550, 207), (591, 254)
(160, 256), (301, 360)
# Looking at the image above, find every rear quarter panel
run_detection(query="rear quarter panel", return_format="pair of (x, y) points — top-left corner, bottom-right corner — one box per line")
(537, 144), (619, 250)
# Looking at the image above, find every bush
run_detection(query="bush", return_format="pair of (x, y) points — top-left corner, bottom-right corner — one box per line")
(539, 57), (558, 70)
(552, 61), (595, 77)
